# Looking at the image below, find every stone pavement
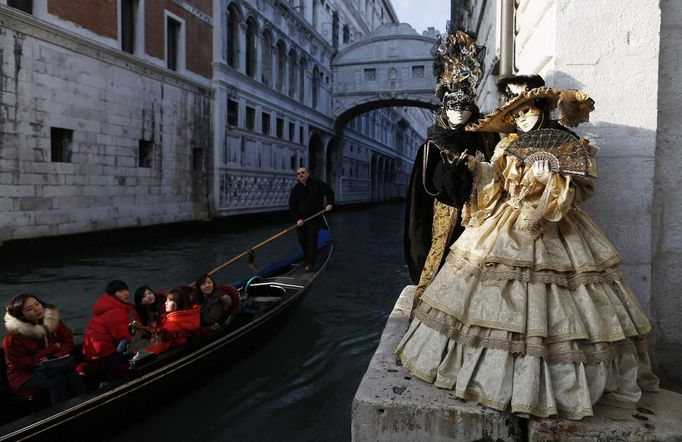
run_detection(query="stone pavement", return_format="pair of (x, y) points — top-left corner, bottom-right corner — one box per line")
(352, 285), (682, 442)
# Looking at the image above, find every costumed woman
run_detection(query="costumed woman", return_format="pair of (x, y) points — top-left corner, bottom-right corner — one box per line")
(396, 85), (659, 419)
(404, 28), (497, 312)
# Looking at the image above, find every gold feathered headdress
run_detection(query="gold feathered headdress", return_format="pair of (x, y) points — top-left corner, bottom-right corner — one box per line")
(432, 29), (485, 104)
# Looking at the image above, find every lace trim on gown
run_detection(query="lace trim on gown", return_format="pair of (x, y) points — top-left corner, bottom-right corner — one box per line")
(446, 252), (625, 290)
(412, 303), (648, 364)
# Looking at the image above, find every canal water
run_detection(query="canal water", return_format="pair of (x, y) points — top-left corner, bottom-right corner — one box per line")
(0, 203), (411, 441)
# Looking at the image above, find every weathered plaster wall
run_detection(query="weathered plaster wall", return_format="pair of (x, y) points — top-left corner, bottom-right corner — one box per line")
(652, 0), (682, 384)
(0, 8), (213, 242)
(550, 0), (661, 314)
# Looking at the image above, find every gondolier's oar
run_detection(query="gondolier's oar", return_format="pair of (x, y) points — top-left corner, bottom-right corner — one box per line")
(206, 208), (328, 276)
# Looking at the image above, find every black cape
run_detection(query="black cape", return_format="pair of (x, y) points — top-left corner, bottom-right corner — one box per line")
(404, 125), (498, 284)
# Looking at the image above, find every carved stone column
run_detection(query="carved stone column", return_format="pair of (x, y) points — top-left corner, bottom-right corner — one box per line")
(254, 28), (262, 81)
(238, 22), (247, 73)
(213, 0), (226, 64)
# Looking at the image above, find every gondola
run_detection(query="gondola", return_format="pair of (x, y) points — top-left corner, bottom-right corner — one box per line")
(0, 228), (333, 441)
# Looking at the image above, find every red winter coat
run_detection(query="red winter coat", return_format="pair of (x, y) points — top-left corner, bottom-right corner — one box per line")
(146, 306), (200, 355)
(82, 294), (140, 361)
(2, 308), (74, 392)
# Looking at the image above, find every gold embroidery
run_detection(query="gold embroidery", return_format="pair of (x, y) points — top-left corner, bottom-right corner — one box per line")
(414, 201), (458, 310)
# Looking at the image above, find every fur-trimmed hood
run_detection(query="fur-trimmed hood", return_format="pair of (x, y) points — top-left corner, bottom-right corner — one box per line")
(4, 307), (60, 339)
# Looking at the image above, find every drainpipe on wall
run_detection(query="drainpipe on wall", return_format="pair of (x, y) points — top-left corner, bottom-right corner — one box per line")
(499, 0), (514, 76)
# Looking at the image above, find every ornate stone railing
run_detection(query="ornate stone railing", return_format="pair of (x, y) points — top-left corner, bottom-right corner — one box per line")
(341, 177), (371, 202)
(217, 170), (295, 211)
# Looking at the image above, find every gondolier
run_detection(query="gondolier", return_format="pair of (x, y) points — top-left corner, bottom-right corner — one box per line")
(288, 167), (334, 272)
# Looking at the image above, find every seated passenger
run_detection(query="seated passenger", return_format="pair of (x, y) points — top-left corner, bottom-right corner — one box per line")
(81, 280), (140, 383)
(192, 275), (239, 327)
(146, 289), (200, 355)
(3, 293), (85, 404)
(133, 286), (166, 327)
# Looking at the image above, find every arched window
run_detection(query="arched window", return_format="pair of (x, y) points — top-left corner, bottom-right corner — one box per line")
(312, 66), (320, 109)
(226, 3), (241, 69)
(299, 57), (306, 102)
(262, 29), (273, 85)
(276, 40), (286, 92)
(288, 49), (297, 98)
(343, 24), (350, 44)
(245, 18), (258, 77)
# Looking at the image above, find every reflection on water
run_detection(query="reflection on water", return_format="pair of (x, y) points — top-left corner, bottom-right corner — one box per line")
(0, 203), (410, 442)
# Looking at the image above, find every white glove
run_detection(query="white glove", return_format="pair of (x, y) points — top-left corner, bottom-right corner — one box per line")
(532, 159), (551, 184)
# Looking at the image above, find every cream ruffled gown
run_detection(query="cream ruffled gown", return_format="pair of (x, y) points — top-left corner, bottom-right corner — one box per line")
(396, 134), (659, 420)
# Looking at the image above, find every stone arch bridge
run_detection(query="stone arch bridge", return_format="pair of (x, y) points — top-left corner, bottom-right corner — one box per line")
(332, 23), (439, 130)
(320, 24), (438, 201)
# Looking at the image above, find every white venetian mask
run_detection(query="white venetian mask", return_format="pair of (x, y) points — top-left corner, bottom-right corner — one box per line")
(513, 105), (541, 132)
(446, 109), (472, 126)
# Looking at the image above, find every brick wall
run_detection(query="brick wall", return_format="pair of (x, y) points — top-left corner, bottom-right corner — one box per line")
(48, 0), (118, 39)
(145, 0), (212, 79)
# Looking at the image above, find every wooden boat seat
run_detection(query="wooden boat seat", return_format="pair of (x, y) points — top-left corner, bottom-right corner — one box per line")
(250, 297), (281, 303)
(243, 282), (287, 299)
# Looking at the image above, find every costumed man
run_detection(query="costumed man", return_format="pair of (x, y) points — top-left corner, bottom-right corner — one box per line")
(289, 167), (334, 272)
(404, 28), (498, 312)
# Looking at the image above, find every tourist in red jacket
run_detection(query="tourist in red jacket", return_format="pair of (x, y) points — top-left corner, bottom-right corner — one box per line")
(146, 288), (200, 355)
(81, 280), (140, 383)
(3, 293), (85, 404)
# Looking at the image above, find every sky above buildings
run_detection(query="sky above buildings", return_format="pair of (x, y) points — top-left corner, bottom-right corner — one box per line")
(391, 0), (449, 34)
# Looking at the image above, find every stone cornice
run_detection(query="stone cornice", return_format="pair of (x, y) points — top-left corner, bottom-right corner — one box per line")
(332, 56), (434, 67)
(0, 5), (213, 96)
(171, 0), (213, 24)
(334, 32), (437, 60)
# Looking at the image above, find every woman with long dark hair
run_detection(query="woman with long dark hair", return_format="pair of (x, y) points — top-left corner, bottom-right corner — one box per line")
(133, 286), (165, 327)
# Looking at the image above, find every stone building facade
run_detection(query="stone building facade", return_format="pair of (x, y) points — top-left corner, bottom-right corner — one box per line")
(0, 0), (213, 242)
(211, 0), (430, 216)
(0, 0), (432, 242)
(454, 0), (682, 385)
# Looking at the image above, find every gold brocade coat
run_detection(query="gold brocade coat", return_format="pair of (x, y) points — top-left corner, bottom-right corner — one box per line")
(396, 134), (659, 420)
(414, 201), (458, 305)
